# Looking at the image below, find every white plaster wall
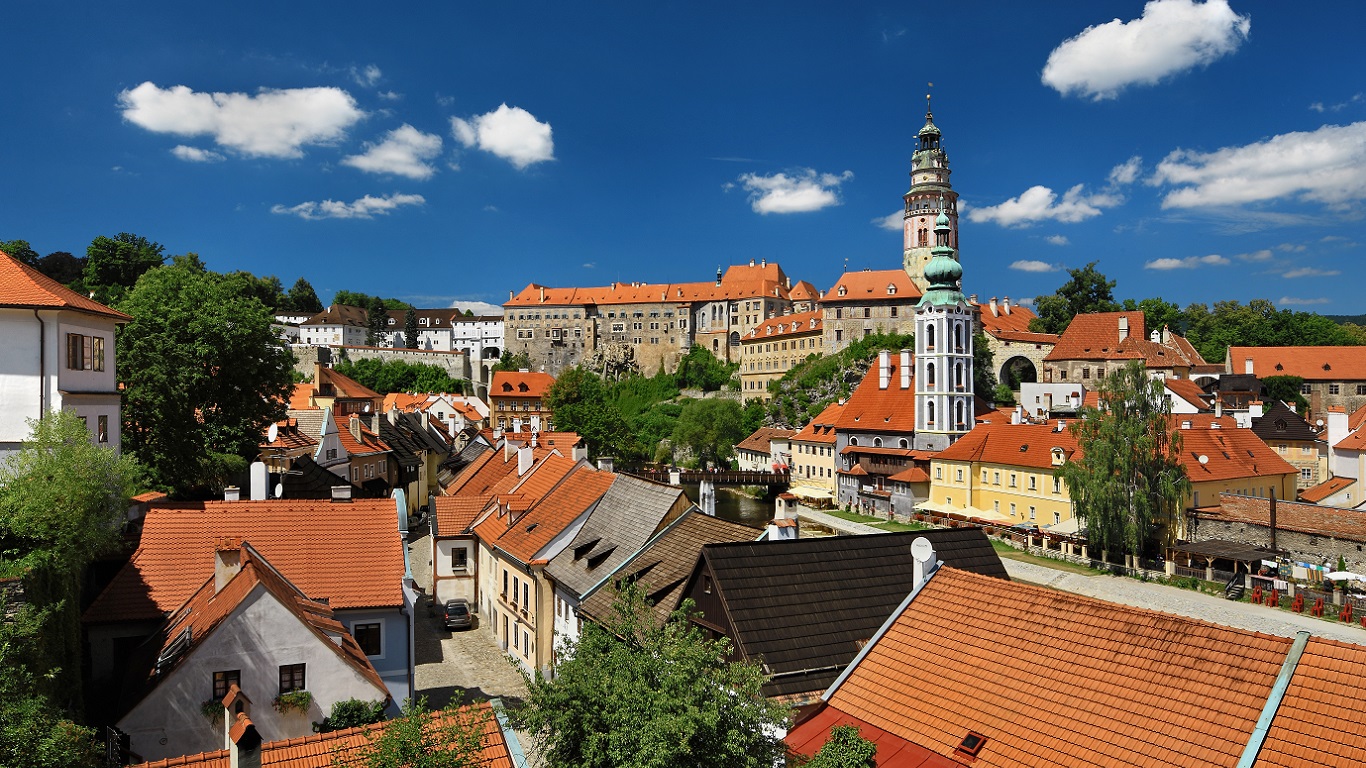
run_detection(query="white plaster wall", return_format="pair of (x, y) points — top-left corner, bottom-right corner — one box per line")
(118, 585), (388, 763)
(552, 585), (580, 649)
(0, 310), (45, 449)
(433, 537), (476, 604)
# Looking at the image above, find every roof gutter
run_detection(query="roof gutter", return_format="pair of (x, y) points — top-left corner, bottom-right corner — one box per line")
(490, 697), (530, 767)
(1235, 630), (1310, 768)
(33, 310), (46, 415)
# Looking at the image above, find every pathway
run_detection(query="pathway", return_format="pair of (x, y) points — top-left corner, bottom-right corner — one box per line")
(796, 508), (885, 536)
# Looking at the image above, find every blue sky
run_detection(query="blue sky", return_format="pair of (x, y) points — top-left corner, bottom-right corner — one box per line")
(3, 1), (1365, 315)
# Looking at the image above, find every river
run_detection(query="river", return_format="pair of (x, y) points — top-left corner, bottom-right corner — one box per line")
(679, 483), (774, 529)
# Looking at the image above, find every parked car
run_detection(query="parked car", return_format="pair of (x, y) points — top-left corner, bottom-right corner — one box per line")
(1009, 523), (1041, 535)
(443, 599), (472, 631)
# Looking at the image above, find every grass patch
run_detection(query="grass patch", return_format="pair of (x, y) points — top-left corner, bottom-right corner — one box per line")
(821, 508), (885, 525)
(990, 540), (1102, 576)
(874, 520), (931, 532)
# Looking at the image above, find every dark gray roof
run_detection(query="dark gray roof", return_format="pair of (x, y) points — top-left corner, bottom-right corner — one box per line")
(694, 528), (1007, 699)
(377, 411), (453, 469)
(578, 509), (760, 627)
(546, 475), (687, 597)
(1251, 400), (1322, 444)
(279, 455), (374, 499)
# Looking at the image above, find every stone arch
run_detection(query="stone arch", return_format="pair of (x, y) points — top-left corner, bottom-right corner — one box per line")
(998, 355), (1038, 389)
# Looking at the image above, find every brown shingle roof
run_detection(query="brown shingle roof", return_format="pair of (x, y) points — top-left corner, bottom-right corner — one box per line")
(84, 499), (406, 624)
(1230, 346), (1366, 382)
(0, 249), (132, 320)
(301, 304), (368, 328)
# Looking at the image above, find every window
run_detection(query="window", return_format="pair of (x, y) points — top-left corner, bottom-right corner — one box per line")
(1082, 367), (1091, 380)
(1029, 506), (1036, 521)
(523, 583), (530, 612)
(213, 670), (241, 700)
(1009, 473), (1017, 488)
(1301, 468), (1313, 480)
(993, 471), (1000, 485)
(378, 459), (386, 475)
(956, 468), (963, 482)
(452, 548), (468, 572)
(1300, 383), (1312, 394)
(1053, 477), (1061, 494)
(65, 334), (105, 371)
(1358, 384), (1366, 396)
(935, 467), (943, 479)
(1010, 503), (1017, 517)
(97, 415), (109, 443)
(278, 663), (306, 694)
(1054, 511), (1061, 525)
(1329, 384), (1341, 395)
(1028, 476), (1036, 490)
(502, 569), (508, 597)
(354, 623), (382, 656)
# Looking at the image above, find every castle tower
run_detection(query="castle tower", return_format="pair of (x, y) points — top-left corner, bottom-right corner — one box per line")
(913, 202), (973, 452)
(902, 95), (959, 293)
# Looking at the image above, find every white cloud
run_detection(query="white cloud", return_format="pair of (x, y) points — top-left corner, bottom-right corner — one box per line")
(1235, 249), (1274, 261)
(967, 184), (1120, 227)
(118, 82), (364, 159)
(171, 145), (224, 163)
(1310, 93), (1364, 113)
(1108, 156), (1143, 185)
(1042, 0), (1251, 100)
(1275, 242), (1307, 253)
(270, 192), (425, 220)
(341, 124), (442, 179)
(737, 169), (853, 214)
(1014, 297), (1036, 307)
(378, 91), (401, 101)
(1282, 267), (1341, 278)
(873, 210), (903, 231)
(1010, 260), (1061, 273)
(449, 300), (504, 316)
(1152, 121), (1366, 209)
(1045, 235), (1070, 246)
(450, 104), (554, 169)
(352, 65), (382, 87)
(1144, 254), (1231, 270)
(582, 262), (596, 269)
(1278, 296), (1330, 306)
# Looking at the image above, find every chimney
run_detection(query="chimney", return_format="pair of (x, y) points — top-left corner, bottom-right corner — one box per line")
(760, 257), (767, 267)
(911, 536), (938, 592)
(331, 485), (352, 501)
(1162, 326), (1171, 344)
(1248, 400), (1263, 419)
(749, 258), (755, 267)
(517, 445), (534, 476)
(215, 539), (243, 593)
(1118, 316), (1129, 342)
(1150, 329), (1160, 343)
(716, 267), (722, 286)
(530, 431), (539, 449)
(1269, 488), (1278, 552)
(509, 289), (513, 301)
(388, 407), (399, 425)
(1244, 357), (1255, 375)
(228, 712), (262, 768)
(597, 456), (615, 473)
(224, 486), (241, 502)
(348, 414), (362, 444)
(878, 350), (891, 390)
(1055, 419), (1066, 433)
(573, 445), (589, 462)
(1002, 297), (1011, 314)
(249, 462), (267, 501)
(968, 294), (978, 304)
(989, 297), (998, 317)
(420, 410), (429, 431)
(1215, 399), (1223, 418)
(538, 286), (546, 302)
(1012, 405), (1023, 425)
(371, 411), (380, 435)
(900, 349), (912, 389)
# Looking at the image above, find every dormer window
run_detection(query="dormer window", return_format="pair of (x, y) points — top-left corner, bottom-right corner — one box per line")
(887, 284), (897, 295)
(838, 285), (847, 296)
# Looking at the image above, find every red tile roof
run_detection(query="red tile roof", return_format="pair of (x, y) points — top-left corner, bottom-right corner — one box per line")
(973, 300), (1038, 336)
(0, 250), (134, 320)
(491, 370), (555, 399)
(261, 418), (318, 451)
(822, 269), (922, 302)
(736, 427), (795, 455)
(84, 499), (406, 624)
(1176, 416), (1298, 482)
(1255, 636), (1366, 768)
(834, 356), (916, 432)
(792, 401), (844, 445)
(742, 310), (822, 341)
(433, 495), (488, 535)
(1044, 311), (1205, 369)
(136, 702), (514, 767)
(1199, 493), (1366, 543)
(505, 263), (792, 308)
(788, 280), (820, 302)
(1165, 377), (1212, 411)
(475, 463), (613, 564)
(809, 567), (1293, 768)
(1230, 346), (1366, 382)
(933, 421), (1081, 469)
(1335, 426), (1366, 451)
(336, 417), (391, 457)
(788, 706), (959, 768)
(1298, 476), (1353, 503)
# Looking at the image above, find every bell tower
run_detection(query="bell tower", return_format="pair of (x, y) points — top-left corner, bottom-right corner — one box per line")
(903, 91), (959, 293)
(913, 200), (972, 452)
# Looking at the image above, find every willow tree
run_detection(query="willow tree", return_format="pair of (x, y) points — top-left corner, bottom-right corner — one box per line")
(1057, 360), (1191, 560)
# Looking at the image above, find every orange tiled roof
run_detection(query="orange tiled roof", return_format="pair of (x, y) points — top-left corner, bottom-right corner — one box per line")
(974, 300), (1038, 336)
(1176, 416), (1298, 482)
(433, 496), (488, 535)
(1200, 493), (1366, 542)
(136, 702), (514, 768)
(834, 357), (916, 432)
(475, 463), (613, 564)
(336, 417), (391, 457)
(500, 431), (581, 449)
(1045, 312), (1205, 369)
(1230, 346), (1366, 382)
(812, 567), (1293, 768)
(1350, 403), (1366, 431)
(1255, 636), (1366, 768)
(0, 250), (133, 320)
(989, 329), (1061, 345)
(1335, 426), (1366, 452)
(1165, 377), (1212, 411)
(788, 280), (819, 302)
(1298, 475), (1354, 503)
(382, 392), (432, 412)
(491, 370), (555, 399)
(261, 418), (317, 451)
(742, 310), (822, 341)
(933, 421), (1081, 469)
(83, 499), (406, 624)
(736, 427), (795, 455)
(822, 269), (922, 302)
(505, 263), (792, 308)
(791, 401), (844, 445)
(888, 466), (930, 483)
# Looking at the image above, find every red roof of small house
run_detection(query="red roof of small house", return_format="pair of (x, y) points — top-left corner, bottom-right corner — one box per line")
(791, 401), (844, 445)
(0, 250), (134, 320)
(474, 462), (613, 564)
(490, 370), (555, 400)
(83, 499), (406, 624)
(1298, 476), (1354, 503)
(933, 421), (1082, 470)
(1044, 311), (1205, 369)
(973, 300), (1040, 337)
(433, 495), (488, 535)
(736, 427), (796, 454)
(1165, 378), (1212, 411)
(1175, 415), (1298, 482)
(822, 268), (922, 302)
(1230, 346), (1366, 382)
(742, 310), (822, 341)
(788, 280), (820, 302)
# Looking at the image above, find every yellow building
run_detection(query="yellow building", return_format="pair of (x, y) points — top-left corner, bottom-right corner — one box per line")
(739, 310), (823, 400)
(927, 415), (1299, 537)
(788, 401), (843, 503)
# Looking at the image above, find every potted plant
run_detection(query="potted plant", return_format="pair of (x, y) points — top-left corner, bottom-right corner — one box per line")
(273, 690), (313, 714)
(200, 699), (224, 720)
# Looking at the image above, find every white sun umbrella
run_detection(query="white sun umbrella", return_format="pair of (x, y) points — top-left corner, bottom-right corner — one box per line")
(1325, 571), (1366, 583)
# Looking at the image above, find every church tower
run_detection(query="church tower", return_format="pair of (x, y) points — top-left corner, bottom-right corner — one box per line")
(913, 201), (973, 452)
(902, 95), (958, 293)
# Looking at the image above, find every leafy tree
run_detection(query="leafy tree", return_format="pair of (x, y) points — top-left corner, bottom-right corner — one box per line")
(34, 252), (85, 285)
(313, 697), (387, 734)
(992, 383), (1016, 406)
(514, 583), (790, 768)
(544, 368), (632, 458)
(799, 725), (877, 768)
(1182, 299), (1359, 363)
(0, 239), (41, 267)
(336, 697), (491, 768)
(1121, 297), (1184, 337)
(972, 331), (997, 397)
(285, 278), (324, 314)
(118, 258), (294, 496)
(671, 398), (746, 468)
(675, 346), (737, 392)
(1057, 360), (1192, 559)
(492, 350), (532, 373)
(740, 398), (767, 437)
(84, 232), (166, 304)
(404, 309), (419, 349)
(1029, 261), (1118, 335)
(333, 359), (466, 395)
(0, 600), (102, 768)
(1261, 375), (1310, 413)
(332, 290), (415, 311)
(764, 333), (914, 429)
(366, 297), (390, 346)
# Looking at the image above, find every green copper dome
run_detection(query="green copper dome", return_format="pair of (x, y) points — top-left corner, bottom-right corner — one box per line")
(918, 199), (965, 308)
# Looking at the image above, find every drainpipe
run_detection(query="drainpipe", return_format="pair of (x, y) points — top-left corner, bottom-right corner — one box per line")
(34, 310), (46, 414)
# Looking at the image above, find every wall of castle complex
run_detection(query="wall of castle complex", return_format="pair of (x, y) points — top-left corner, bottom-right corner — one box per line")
(820, 302), (917, 354)
(1191, 518), (1366, 574)
(290, 344), (475, 385)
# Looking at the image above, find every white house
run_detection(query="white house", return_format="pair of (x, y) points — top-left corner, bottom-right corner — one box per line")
(0, 251), (130, 457)
(299, 305), (368, 347)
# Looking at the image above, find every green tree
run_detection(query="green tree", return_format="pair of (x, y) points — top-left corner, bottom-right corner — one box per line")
(492, 350), (532, 373)
(973, 331), (998, 397)
(0, 601), (102, 768)
(514, 583), (790, 768)
(333, 359), (466, 395)
(1029, 261), (1119, 335)
(1261, 375), (1310, 413)
(0, 239), (41, 267)
(1121, 297), (1184, 336)
(337, 697), (491, 768)
(366, 297), (389, 346)
(545, 368), (632, 459)
(118, 258), (294, 496)
(1057, 360), (1191, 559)
(285, 278), (324, 314)
(313, 697), (387, 734)
(84, 232), (166, 304)
(34, 252), (85, 285)
(229, 272), (287, 313)
(671, 398), (746, 468)
(799, 725), (877, 768)
(675, 346), (737, 392)
(333, 290), (415, 311)
(404, 309), (419, 349)
(1182, 299), (1359, 363)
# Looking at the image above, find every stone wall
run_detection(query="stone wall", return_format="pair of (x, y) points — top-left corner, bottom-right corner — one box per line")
(291, 345), (481, 391)
(1191, 518), (1366, 573)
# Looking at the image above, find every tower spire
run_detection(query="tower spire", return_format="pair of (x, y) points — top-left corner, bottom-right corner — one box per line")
(902, 88), (957, 293)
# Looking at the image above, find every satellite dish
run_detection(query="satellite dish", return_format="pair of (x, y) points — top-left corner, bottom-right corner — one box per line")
(1198, 454), (1209, 465)
(1317, 419), (1325, 427)
(274, 483), (284, 498)
(911, 537), (934, 564)
(267, 423), (279, 443)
